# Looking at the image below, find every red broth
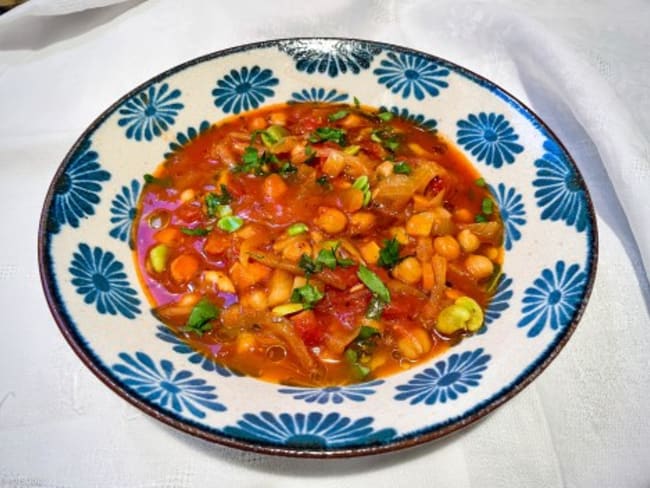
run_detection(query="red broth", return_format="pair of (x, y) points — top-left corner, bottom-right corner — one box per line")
(134, 102), (504, 386)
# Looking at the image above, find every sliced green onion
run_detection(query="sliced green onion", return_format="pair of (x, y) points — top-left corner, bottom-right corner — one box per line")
(288, 222), (308, 236)
(393, 162), (412, 174)
(482, 197), (494, 215)
(217, 215), (243, 232)
(377, 111), (394, 122)
(328, 109), (349, 122)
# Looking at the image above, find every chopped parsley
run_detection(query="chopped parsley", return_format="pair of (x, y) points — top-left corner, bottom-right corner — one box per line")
(377, 238), (401, 269)
(184, 298), (219, 335)
(205, 185), (232, 217)
(393, 161), (412, 174)
(308, 126), (346, 146)
(291, 283), (324, 310)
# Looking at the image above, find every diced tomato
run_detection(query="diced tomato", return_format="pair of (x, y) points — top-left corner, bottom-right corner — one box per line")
(290, 310), (325, 347)
(175, 202), (203, 224)
(382, 293), (424, 320)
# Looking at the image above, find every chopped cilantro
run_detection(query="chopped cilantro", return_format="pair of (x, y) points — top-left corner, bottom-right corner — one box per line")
(205, 185), (232, 217)
(309, 126), (346, 146)
(357, 266), (391, 304)
(315, 248), (337, 270)
(278, 162), (298, 176)
(290, 283), (324, 310)
(184, 298), (219, 335)
(316, 175), (332, 189)
(377, 238), (401, 269)
(298, 254), (321, 276)
(393, 161), (412, 174)
(328, 109), (349, 122)
(234, 146), (265, 174)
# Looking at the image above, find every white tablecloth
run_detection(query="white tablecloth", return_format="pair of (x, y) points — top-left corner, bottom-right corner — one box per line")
(1, 1), (649, 487)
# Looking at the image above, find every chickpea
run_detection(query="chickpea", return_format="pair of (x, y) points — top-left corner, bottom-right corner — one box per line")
(397, 328), (432, 360)
(433, 235), (461, 260)
(314, 207), (347, 234)
(465, 254), (494, 280)
(349, 212), (376, 235)
(392, 257), (422, 285)
(282, 238), (312, 262)
(375, 161), (394, 178)
(457, 229), (481, 253)
(406, 212), (435, 237)
(360, 241), (381, 264)
(241, 289), (268, 311)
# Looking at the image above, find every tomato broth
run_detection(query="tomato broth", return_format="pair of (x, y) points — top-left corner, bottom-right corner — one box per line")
(134, 102), (504, 386)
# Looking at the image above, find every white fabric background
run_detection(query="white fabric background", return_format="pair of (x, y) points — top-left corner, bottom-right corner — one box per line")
(0, 1), (649, 487)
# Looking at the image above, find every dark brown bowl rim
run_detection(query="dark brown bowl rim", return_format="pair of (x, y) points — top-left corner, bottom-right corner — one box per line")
(38, 37), (598, 458)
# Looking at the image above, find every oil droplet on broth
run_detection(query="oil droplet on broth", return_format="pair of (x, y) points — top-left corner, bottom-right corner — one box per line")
(148, 209), (170, 229)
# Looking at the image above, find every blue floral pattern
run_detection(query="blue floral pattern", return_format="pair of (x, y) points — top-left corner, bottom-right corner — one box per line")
(379, 105), (437, 130)
(533, 139), (589, 232)
(456, 113), (524, 168)
(155, 325), (238, 377)
(518, 261), (586, 338)
(112, 352), (226, 419)
(374, 52), (450, 100)
(117, 83), (184, 141)
(109, 179), (140, 248)
(223, 412), (396, 449)
(481, 274), (514, 332)
(48, 140), (110, 234)
(492, 182), (526, 250)
(278, 381), (384, 404)
(164, 120), (211, 159)
(394, 349), (490, 405)
(279, 40), (381, 77)
(212, 66), (279, 114)
(69, 243), (141, 319)
(290, 87), (348, 103)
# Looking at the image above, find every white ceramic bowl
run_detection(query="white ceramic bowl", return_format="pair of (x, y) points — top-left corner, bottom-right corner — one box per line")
(39, 38), (597, 457)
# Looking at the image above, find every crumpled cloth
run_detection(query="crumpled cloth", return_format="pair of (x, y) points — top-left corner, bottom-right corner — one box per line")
(0, 1), (648, 487)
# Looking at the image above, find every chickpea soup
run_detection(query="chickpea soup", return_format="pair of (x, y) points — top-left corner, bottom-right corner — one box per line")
(134, 102), (504, 386)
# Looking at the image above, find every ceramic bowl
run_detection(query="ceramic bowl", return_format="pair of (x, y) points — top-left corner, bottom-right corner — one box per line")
(39, 38), (597, 457)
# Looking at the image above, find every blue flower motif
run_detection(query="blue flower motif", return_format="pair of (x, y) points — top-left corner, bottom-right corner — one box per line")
(223, 412), (396, 449)
(164, 120), (211, 159)
(278, 380), (384, 404)
(394, 349), (490, 405)
(518, 261), (586, 338)
(47, 140), (110, 234)
(456, 113), (524, 168)
(155, 325), (239, 377)
(279, 40), (381, 77)
(112, 352), (226, 419)
(212, 66), (279, 114)
(491, 183), (526, 250)
(290, 87), (348, 103)
(480, 274), (514, 333)
(117, 83), (184, 141)
(69, 243), (141, 319)
(533, 139), (588, 232)
(374, 52), (450, 100)
(109, 179), (140, 248)
(379, 105), (437, 131)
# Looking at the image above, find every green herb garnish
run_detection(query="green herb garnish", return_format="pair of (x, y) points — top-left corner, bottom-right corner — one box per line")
(357, 266), (391, 304)
(234, 146), (265, 175)
(287, 222), (308, 236)
(481, 197), (494, 215)
(205, 185), (232, 217)
(309, 127), (346, 146)
(278, 162), (298, 176)
(181, 226), (211, 236)
(352, 175), (371, 207)
(143, 174), (170, 187)
(393, 161), (412, 174)
(377, 238), (400, 269)
(357, 325), (381, 340)
(377, 111), (394, 122)
(217, 215), (243, 232)
(298, 254), (321, 276)
(475, 214), (488, 223)
(353, 96), (361, 108)
(291, 283), (324, 310)
(316, 175), (331, 188)
(184, 298), (219, 335)
(328, 109), (349, 122)
(315, 248), (337, 270)
(475, 177), (486, 187)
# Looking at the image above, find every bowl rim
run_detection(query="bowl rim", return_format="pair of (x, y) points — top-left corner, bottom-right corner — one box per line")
(37, 36), (599, 458)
